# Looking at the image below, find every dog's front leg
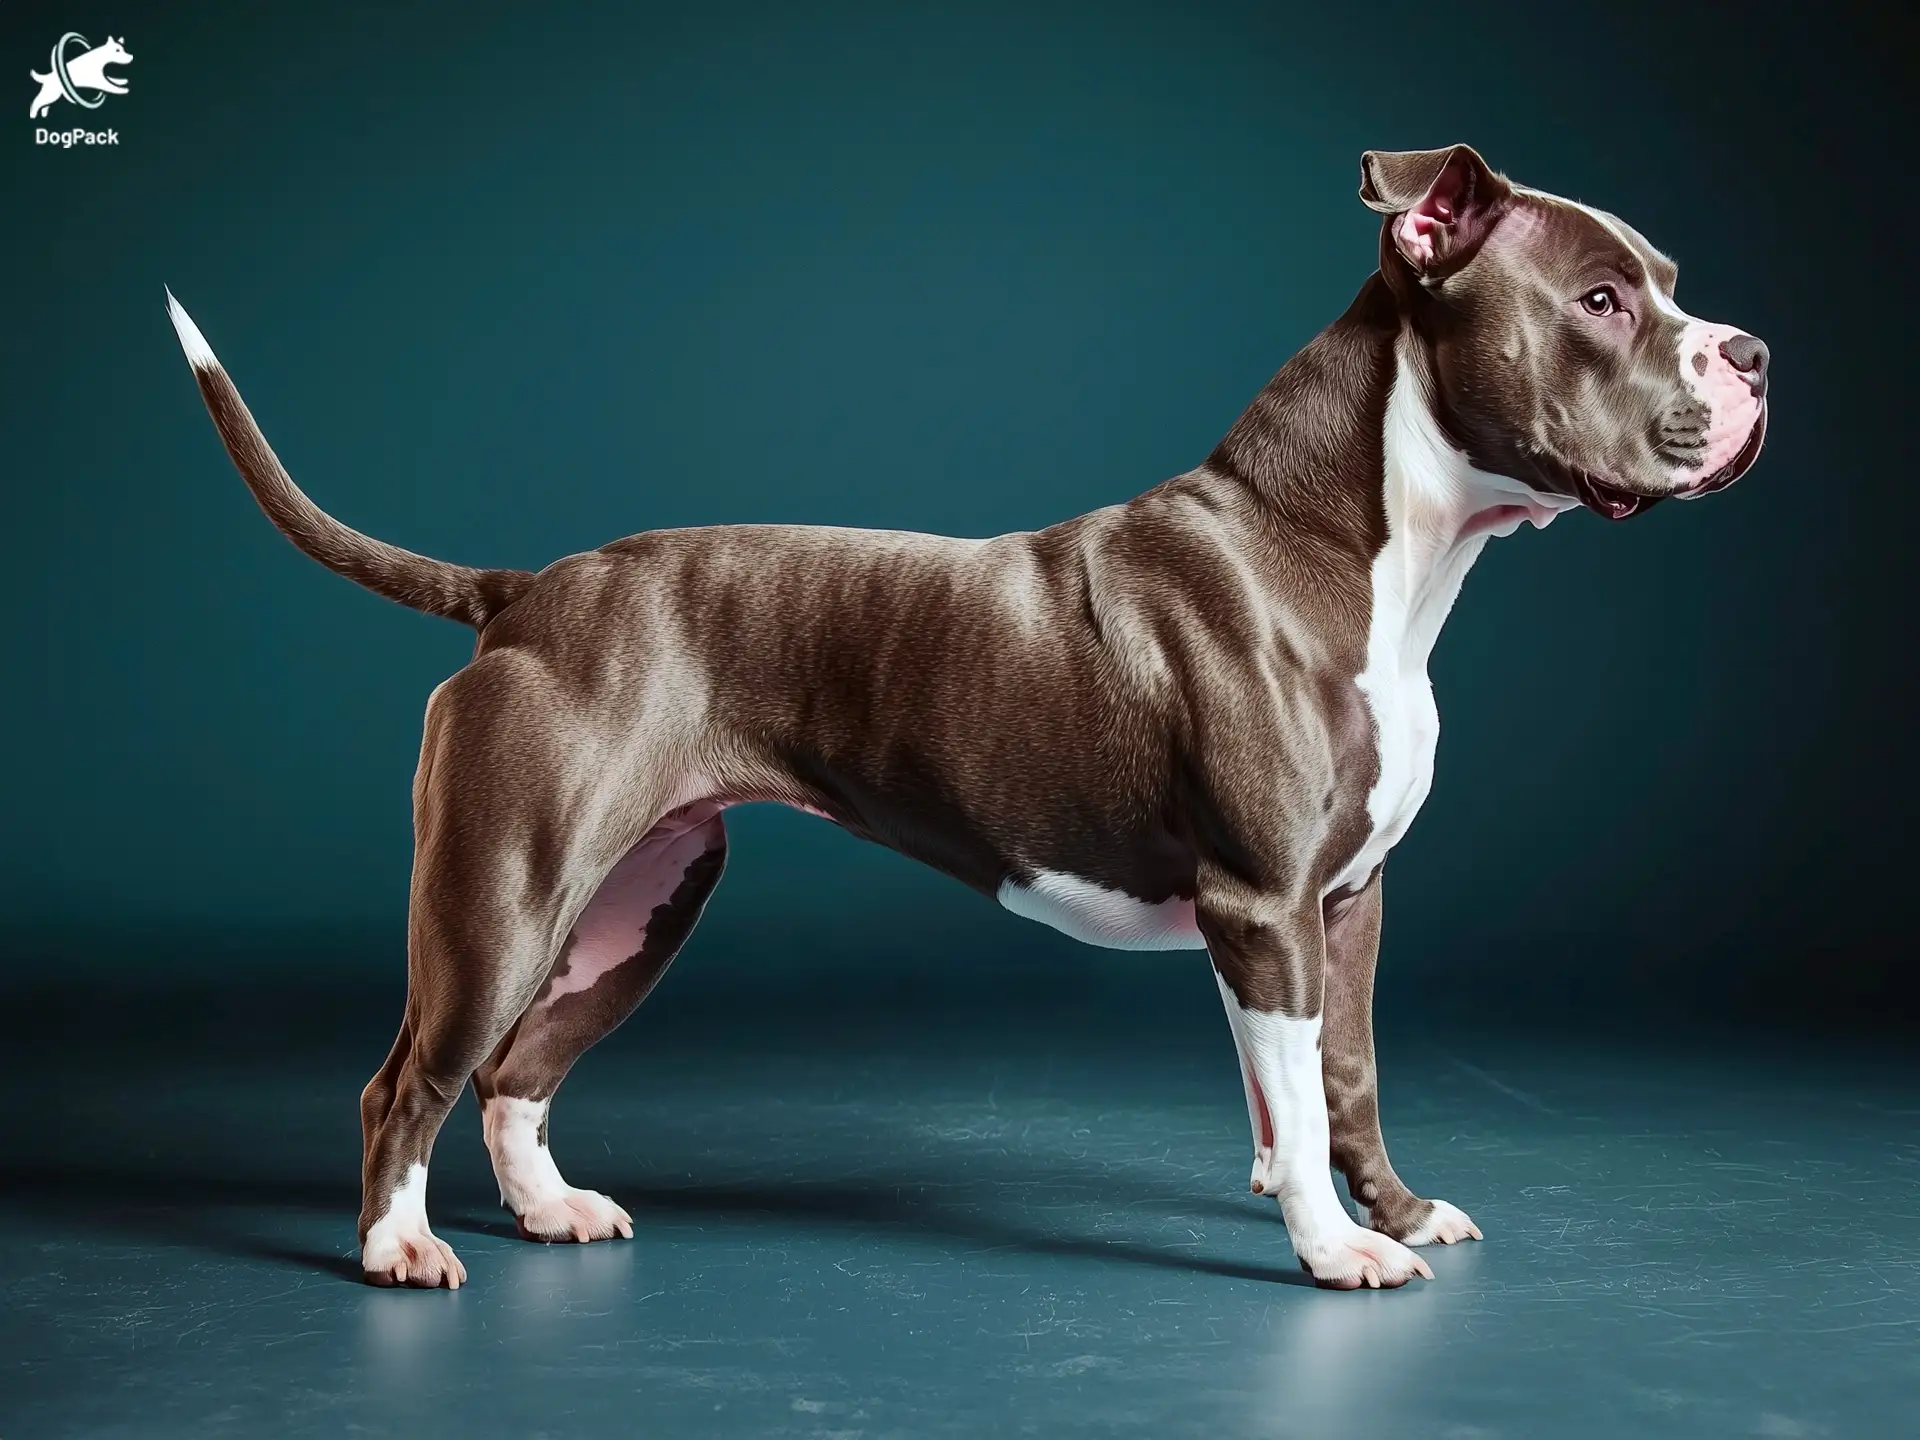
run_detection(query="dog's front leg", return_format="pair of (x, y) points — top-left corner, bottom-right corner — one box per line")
(1322, 870), (1482, 1247)
(1200, 871), (1431, 1289)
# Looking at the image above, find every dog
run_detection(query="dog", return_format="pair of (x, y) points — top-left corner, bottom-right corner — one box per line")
(166, 144), (1768, 1290)
(28, 35), (131, 119)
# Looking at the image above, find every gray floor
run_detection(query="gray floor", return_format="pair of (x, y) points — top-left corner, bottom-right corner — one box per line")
(2, 985), (1915, 1437)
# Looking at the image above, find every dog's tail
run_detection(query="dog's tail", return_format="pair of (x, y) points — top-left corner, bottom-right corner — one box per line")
(164, 289), (535, 627)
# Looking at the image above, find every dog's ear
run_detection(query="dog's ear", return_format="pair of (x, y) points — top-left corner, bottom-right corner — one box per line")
(1358, 145), (1511, 280)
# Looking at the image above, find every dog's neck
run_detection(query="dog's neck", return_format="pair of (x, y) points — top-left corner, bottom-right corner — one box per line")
(1208, 272), (1576, 658)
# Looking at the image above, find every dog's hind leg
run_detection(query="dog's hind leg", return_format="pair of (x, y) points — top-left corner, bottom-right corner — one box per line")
(472, 802), (727, 1243)
(357, 651), (676, 1288)
(359, 891), (545, 1289)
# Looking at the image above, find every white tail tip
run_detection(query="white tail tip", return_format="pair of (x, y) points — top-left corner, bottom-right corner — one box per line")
(164, 286), (218, 371)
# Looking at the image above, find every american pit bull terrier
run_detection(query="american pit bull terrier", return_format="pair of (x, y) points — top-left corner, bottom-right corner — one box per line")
(166, 144), (1768, 1290)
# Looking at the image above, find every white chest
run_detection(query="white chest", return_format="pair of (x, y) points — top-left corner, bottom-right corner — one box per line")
(1335, 612), (1444, 895)
(1327, 335), (1566, 895)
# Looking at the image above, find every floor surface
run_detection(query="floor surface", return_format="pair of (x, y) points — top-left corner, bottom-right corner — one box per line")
(2, 981), (1915, 1437)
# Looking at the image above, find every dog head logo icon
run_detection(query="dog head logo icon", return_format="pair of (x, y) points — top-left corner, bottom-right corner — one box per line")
(29, 33), (132, 119)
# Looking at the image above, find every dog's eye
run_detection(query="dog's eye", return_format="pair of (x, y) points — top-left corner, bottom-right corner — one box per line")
(1579, 287), (1619, 317)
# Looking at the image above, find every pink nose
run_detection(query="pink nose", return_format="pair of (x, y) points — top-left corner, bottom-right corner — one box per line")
(1719, 334), (1769, 398)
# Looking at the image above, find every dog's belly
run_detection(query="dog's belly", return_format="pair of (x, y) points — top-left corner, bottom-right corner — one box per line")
(784, 789), (1207, 951)
(996, 869), (1207, 951)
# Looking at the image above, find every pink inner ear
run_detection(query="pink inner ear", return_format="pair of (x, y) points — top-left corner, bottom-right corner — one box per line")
(1395, 209), (1441, 268)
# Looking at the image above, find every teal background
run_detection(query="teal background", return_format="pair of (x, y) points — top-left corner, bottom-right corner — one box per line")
(1, 0), (1912, 1022)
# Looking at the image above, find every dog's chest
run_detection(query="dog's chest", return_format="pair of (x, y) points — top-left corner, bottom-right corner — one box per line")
(1335, 627), (1441, 894)
(1328, 530), (1484, 896)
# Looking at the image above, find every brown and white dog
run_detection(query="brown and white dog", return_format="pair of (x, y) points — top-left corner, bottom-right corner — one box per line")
(166, 144), (1768, 1291)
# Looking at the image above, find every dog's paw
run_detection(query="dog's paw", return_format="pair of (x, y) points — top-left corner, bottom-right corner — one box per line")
(1397, 1198), (1483, 1247)
(362, 1226), (467, 1289)
(1295, 1221), (1433, 1290)
(514, 1187), (634, 1244)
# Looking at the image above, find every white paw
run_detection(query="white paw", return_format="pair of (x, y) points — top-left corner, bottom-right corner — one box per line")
(514, 1187), (634, 1244)
(1400, 1198), (1483, 1247)
(362, 1163), (465, 1289)
(362, 1225), (467, 1289)
(1295, 1220), (1433, 1290)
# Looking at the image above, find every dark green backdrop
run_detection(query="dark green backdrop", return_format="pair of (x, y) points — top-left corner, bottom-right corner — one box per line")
(2, 0), (1911, 1024)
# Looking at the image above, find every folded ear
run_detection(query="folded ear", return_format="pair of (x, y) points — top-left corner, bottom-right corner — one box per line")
(1358, 144), (1510, 280)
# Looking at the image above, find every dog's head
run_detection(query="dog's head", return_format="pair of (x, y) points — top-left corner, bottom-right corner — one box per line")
(1360, 144), (1767, 520)
(99, 36), (132, 66)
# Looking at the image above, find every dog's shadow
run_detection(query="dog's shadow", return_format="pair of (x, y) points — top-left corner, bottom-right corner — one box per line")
(447, 1171), (1314, 1287)
(0, 1161), (367, 1280)
(0, 1149), (1313, 1289)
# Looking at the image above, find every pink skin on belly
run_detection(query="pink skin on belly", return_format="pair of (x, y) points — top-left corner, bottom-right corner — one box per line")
(559, 797), (839, 1001)
(1680, 320), (1764, 477)
(550, 800), (725, 1001)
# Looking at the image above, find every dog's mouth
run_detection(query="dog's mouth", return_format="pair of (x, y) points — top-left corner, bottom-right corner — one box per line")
(1574, 407), (1767, 521)
(1676, 407), (1768, 501)
(1573, 472), (1658, 522)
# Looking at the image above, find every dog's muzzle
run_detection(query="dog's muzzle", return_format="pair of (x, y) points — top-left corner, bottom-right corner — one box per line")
(1679, 405), (1768, 500)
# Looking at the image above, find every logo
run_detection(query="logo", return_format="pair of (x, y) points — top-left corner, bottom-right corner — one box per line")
(28, 32), (130, 145)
